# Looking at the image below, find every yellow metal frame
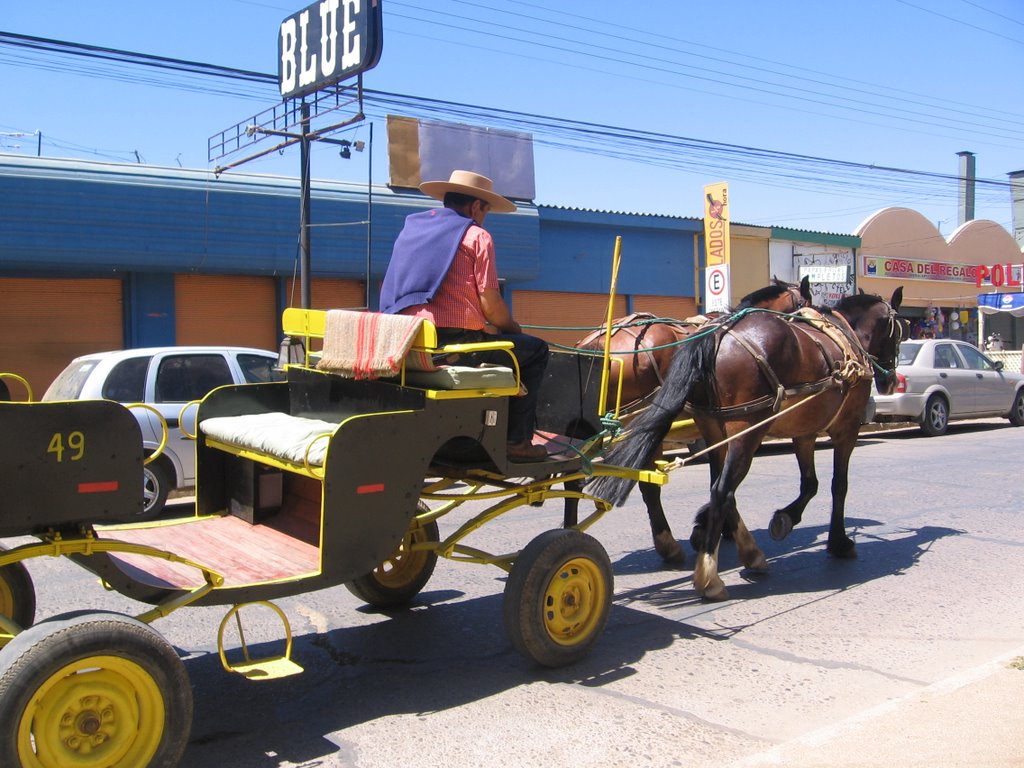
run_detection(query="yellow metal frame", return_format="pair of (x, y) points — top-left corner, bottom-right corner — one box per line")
(0, 372), (34, 402)
(0, 532), (224, 647)
(415, 461), (667, 573)
(217, 601), (303, 679)
(598, 236), (624, 417)
(123, 402), (169, 465)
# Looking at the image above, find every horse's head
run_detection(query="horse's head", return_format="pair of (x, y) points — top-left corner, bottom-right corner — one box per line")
(837, 287), (905, 395)
(740, 277), (812, 313)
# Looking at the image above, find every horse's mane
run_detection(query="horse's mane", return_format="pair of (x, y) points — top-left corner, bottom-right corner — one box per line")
(832, 292), (884, 314)
(736, 282), (791, 308)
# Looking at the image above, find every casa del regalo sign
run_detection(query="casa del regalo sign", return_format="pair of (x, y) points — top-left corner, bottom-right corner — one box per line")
(278, 0), (383, 100)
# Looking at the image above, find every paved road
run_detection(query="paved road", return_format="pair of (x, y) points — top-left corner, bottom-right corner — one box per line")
(9, 419), (1024, 767)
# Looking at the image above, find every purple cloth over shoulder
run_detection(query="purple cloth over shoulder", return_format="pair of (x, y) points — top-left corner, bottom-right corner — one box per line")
(379, 208), (474, 315)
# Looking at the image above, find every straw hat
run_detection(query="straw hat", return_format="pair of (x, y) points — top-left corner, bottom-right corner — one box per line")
(419, 170), (516, 213)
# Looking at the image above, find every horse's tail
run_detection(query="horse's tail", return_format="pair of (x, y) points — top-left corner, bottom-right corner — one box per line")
(588, 330), (716, 506)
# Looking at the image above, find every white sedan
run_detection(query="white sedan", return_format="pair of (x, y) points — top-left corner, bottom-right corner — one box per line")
(873, 338), (1024, 436)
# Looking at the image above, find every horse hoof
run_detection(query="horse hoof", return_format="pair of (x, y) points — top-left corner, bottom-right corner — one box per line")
(701, 584), (730, 602)
(828, 542), (857, 559)
(769, 513), (793, 541)
(746, 554), (770, 573)
(654, 531), (685, 565)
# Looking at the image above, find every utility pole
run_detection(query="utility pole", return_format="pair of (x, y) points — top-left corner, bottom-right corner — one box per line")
(299, 102), (312, 309)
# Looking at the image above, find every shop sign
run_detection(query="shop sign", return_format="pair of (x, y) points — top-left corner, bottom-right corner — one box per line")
(974, 263), (1023, 288)
(279, 0), (383, 100)
(863, 256), (978, 282)
(798, 264), (849, 283)
(863, 256), (1023, 286)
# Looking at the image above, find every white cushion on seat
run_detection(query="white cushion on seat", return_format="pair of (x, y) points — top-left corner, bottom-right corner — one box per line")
(200, 412), (338, 467)
(403, 364), (517, 390)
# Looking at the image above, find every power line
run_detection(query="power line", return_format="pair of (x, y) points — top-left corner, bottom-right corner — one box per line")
(387, 0), (1024, 143)
(0, 29), (1013, 223)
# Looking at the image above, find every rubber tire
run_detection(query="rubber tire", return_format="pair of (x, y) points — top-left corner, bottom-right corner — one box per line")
(503, 529), (613, 668)
(345, 502), (439, 608)
(141, 458), (171, 520)
(0, 611), (193, 768)
(0, 544), (36, 632)
(1008, 389), (1024, 427)
(920, 394), (949, 436)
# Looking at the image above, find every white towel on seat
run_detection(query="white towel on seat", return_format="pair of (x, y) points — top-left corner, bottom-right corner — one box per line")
(316, 310), (424, 379)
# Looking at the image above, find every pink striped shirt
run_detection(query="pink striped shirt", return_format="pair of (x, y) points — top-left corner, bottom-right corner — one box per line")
(401, 225), (498, 330)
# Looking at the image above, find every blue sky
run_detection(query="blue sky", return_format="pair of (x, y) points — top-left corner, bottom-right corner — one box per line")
(2, 0), (1022, 236)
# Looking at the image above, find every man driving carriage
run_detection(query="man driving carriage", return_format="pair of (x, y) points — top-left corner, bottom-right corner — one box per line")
(379, 170), (550, 461)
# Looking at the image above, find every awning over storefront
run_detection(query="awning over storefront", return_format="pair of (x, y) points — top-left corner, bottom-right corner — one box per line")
(978, 293), (1024, 317)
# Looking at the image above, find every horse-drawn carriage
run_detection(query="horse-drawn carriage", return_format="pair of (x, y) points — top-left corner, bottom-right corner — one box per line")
(0, 273), (905, 767)
(0, 306), (667, 767)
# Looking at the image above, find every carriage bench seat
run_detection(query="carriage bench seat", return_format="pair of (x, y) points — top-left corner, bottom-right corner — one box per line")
(401, 363), (518, 391)
(282, 307), (520, 396)
(200, 412), (338, 472)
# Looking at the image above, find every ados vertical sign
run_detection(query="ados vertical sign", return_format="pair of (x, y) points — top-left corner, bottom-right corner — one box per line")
(278, 0), (384, 100)
(703, 182), (731, 313)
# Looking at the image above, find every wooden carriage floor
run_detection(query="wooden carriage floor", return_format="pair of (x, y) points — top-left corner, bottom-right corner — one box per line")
(98, 510), (322, 591)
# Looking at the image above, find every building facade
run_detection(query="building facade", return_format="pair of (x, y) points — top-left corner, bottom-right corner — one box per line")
(3, 154), (1020, 394)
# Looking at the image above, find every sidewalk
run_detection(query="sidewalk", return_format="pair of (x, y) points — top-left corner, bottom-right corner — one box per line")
(733, 649), (1024, 767)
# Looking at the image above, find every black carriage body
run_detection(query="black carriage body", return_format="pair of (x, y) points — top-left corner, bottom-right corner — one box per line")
(0, 400), (144, 535)
(536, 349), (605, 439)
(13, 350), (608, 608)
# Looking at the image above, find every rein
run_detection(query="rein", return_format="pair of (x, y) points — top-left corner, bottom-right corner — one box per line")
(674, 386), (835, 466)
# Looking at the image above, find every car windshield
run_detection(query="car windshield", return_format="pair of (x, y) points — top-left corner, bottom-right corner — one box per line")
(42, 360), (99, 400)
(897, 342), (922, 366)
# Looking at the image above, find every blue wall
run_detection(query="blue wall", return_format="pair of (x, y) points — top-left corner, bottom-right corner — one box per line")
(1, 156), (699, 323)
(532, 207), (700, 296)
(0, 155), (542, 293)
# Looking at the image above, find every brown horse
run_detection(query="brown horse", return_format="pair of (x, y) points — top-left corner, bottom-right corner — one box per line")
(589, 288), (904, 599)
(570, 278), (812, 563)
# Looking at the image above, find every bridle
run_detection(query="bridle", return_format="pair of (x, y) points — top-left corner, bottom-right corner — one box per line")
(867, 302), (904, 379)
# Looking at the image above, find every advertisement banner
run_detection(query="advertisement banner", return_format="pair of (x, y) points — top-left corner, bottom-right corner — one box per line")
(703, 182), (730, 312)
(703, 182), (730, 266)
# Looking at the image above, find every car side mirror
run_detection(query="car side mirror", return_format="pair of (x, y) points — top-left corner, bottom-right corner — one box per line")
(993, 360), (1004, 372)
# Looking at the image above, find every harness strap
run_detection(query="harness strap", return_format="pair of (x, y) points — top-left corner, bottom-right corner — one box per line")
(788, 308), (872, 384)
(687, 376), (837, 418)
(689, 309), (855, 420)
(724, 328), (786, 412)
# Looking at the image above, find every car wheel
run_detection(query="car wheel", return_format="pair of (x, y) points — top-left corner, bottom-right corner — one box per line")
(1009, 389), (1024, 427)
(141, 459), (171, 520)
(920, 394), (949, 436)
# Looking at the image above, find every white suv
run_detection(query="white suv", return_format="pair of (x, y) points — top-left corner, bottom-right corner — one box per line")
(43, 346), (284, 518)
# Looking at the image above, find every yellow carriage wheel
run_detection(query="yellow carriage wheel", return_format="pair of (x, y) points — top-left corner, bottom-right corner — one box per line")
(503, 529), (613, 668)
(346, 501), (439, 608)
(0, 612), (192, 768)
(541, 555), (609, 647)
(19, 656), (164, 767)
